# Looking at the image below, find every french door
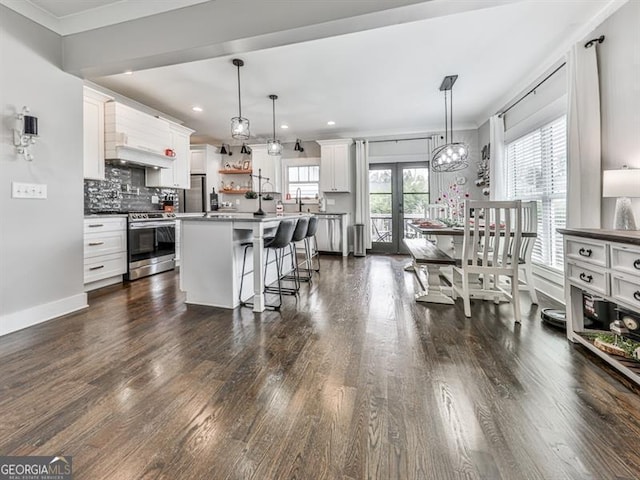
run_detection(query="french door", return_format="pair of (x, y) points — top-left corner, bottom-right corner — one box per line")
(369, 162), (429, 253)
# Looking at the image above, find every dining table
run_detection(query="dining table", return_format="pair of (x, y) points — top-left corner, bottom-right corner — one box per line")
(406, 222), (537, 303)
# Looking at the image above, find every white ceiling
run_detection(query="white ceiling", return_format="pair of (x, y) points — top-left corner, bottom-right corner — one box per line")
(0, 0), (209, 35)
(89, 0), (611, 144)
(0, 0), (621, 143)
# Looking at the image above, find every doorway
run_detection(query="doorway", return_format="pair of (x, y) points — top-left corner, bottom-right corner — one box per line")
(369, 163), (429, 253)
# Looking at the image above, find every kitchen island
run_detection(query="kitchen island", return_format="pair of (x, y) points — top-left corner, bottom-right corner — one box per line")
(180, 213), (311, 312)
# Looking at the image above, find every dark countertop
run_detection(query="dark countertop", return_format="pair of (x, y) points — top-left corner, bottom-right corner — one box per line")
(558, 228), (640, 246)
(84, 214), (128, 218)
(183, 212), (314, 223)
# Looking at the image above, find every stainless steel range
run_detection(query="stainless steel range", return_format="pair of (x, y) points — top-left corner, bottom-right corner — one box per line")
(125, 211), (177, 280)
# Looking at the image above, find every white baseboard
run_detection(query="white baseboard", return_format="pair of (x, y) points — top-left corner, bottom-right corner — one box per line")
(0, 293), (88, 337)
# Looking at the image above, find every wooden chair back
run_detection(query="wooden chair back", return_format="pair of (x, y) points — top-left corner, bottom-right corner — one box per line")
(518, 201), (538, 262)
(426, 203), (449, 220)
(461, 200), (522, 269)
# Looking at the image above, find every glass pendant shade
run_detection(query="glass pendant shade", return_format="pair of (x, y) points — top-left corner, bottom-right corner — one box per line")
(231, 116), (249, 140)
(267, 139), (282, 156)
(267, 94), (281, 156)
(231, 59), (250, 140)
(431, 74), (469, 173)
(431, 142), (469, 172)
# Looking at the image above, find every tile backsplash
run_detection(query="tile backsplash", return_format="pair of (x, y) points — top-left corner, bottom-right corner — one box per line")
(84, 164), (179, 213)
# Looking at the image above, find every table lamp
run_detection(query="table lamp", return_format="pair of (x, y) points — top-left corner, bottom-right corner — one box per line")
(602, 167), (640, 230)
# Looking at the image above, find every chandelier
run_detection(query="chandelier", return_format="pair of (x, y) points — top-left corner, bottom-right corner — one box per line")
(431, 74), (469, 172)
(231, 59), (249, 140)
(267, 94), (282, 156)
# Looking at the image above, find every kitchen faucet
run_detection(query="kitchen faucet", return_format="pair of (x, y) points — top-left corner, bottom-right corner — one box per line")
(295, 188), (303, 212)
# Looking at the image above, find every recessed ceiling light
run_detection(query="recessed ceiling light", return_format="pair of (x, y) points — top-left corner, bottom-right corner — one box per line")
(192, 106), (203, 112)
(280, 124), (289, 129)
(327, 120), (336, 126)
(123, 70), (133, 75)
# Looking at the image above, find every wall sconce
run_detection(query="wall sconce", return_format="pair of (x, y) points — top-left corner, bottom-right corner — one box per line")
(14, 106), (38, 161)
(240, 143), (251, 155)
(219, 144), (232, 155)
(294, 139), (304, 153)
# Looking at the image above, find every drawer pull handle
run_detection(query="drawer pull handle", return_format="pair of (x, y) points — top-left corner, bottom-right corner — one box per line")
(579, 273), (593, 283)
(634, 291), (640, 302)
(578, 248), (592, 257)
(88, 241), (104, 246)
(88, 224), (104, 228)
(634, 259), (640, 270)
(89, 265), (105, 271)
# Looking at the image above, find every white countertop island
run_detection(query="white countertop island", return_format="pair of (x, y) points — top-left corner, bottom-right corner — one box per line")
(180, 213), (311, 312)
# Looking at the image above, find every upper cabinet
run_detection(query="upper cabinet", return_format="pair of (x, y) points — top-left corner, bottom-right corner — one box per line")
(83, 87), (112, 180)
(146, 123), (194, 189)
(317, 139), (353, 192)
(249, 144), (282, 194)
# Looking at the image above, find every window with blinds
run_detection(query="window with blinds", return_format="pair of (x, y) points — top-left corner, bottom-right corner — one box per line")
(506, 116), (567, 270)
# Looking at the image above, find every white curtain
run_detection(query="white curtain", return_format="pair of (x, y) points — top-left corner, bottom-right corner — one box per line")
(566, 42), (601, 228)
(354, 139), (372, 249)
(489, 114), (506, 200)
(429, 135), (445, 201)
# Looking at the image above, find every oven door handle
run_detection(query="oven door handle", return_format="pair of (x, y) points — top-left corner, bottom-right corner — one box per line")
(129, 222), (176, 229)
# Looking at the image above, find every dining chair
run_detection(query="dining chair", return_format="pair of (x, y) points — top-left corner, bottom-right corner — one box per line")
(426, 203), (449, 220)
(517, 201), (538, 304)
(452, 200), (523, 323)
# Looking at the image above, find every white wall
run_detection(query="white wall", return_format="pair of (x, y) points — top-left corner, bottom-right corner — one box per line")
(592, 0), (640, 227)
(0, 5), (86, 336)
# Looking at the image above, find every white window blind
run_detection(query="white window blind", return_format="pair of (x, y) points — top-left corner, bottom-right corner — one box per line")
(506, 116), (566, 270)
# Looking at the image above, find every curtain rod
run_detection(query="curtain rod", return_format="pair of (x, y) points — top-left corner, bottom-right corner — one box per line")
(497, 35), (605, 119)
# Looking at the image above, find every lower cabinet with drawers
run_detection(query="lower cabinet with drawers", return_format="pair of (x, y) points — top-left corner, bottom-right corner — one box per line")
(84, 216), (127, 290)
(559, 228), (640, 386)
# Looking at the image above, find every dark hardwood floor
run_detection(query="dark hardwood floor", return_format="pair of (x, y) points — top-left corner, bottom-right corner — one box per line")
(1, 254), (640, 479)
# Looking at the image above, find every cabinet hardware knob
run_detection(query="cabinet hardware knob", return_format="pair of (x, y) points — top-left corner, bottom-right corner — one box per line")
(578, 248), (592, 257)
(634, 291), (640, 302)
(89, 265), (105, 271)
(88, 241), (104, 246)
(634, 259), (640, 270)
(579, 272), (593, 283)
(88, 224), (104, 228)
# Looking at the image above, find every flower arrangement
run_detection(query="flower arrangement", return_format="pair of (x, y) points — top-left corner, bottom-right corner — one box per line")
(436, 182), (470, 224)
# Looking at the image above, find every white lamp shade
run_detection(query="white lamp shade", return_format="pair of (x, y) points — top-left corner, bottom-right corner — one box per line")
(603, 169), (640, 198)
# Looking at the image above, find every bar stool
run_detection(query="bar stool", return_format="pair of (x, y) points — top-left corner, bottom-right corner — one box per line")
(299, 216), (320, 282)
(238, 218), (297, 310)
(281, 216), (309, 294)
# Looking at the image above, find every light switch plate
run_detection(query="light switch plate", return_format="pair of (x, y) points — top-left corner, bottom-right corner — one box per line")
(12, 182), (47, 199)
(151, 195), (159, 204)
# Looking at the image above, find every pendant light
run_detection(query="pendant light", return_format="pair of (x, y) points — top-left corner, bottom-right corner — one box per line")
(431, 75), (469, 172)
(231, 59), (250, 140)
(267, 94), (282, 156)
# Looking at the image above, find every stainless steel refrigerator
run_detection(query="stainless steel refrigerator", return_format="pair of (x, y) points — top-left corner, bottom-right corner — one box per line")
(181, 174), (207, 213)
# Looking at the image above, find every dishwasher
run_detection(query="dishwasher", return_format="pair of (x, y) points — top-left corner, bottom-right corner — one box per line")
(315, 215), (343, 253)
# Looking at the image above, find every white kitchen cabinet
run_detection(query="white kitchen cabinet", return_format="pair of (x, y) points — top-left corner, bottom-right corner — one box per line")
(317, 139), (353, 192)
(84, 217), (127, 290)
(83, 87), (112, 180)
(146, 123), (194, 188)
(248, 144), (282, 193)
(190, 149), (207, 174)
